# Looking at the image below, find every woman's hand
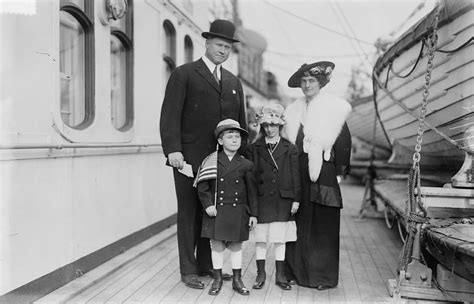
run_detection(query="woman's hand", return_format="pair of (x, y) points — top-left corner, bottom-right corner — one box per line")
(205, 206), (217, 217)
(337, 176), (342, 184)
(291, 202), (300, 215)
(249, 216), (258, 230)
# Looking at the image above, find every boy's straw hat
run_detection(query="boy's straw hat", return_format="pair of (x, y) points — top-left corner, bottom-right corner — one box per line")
(214, 119), (248, 138)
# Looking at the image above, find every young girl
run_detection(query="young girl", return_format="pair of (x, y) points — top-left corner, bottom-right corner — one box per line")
(194, 119), (258, 296)
(246, 104), (301, 290)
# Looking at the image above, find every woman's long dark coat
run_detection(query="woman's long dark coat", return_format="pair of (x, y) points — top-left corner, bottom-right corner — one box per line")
(245, 137), (301, 223)
(198, 152), (258, 242)
(285, 123), (351, 288)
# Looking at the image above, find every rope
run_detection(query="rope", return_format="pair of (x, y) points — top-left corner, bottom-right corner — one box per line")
(372, 73), (465, 152)
(390, 39), (425, 79)
(371, 75), (393, 150)
(434, 36), (474, 54)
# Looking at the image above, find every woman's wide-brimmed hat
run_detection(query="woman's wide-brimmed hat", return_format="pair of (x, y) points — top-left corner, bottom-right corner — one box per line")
(202, 19), (240, 43)
(255, 103), (286, 126)
(214, 119), (248, 138)
(288, 61), (335, 88)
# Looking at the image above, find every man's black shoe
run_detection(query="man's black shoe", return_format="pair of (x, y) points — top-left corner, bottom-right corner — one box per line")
(181, 274), (204, 289)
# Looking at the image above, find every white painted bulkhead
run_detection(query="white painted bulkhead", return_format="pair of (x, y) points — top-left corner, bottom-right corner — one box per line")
(0, 0), (210, 295)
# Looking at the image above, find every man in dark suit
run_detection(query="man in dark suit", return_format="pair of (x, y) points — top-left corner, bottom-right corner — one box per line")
(159, 19), (247, 289)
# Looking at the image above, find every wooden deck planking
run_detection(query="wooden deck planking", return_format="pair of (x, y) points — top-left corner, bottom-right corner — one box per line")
(341, 184), (404, 302)
(343, 216), (382, 301)
(360, 227), (394, 300)
(141, 264), (181, 303)
(46, 179), (405, 303)
(339, 230), (362, 301)
(103, 243), (176, 303)
(124, 253), (180, 303)
(110, 244), (178, 303)
(66, 243), (170, 303)
(90, 245), (173, 303)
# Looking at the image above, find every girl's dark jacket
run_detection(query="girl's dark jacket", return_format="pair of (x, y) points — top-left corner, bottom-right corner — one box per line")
(198, 151), (258, 242)
(245, 137), (301, 223)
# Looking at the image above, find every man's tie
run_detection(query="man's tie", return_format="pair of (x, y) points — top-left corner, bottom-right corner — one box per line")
(213, 66), (220, 84)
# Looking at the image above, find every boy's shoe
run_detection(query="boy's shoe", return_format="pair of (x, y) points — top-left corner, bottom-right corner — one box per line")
(208, 269), (223, 296)
(232, 269), (250, 295)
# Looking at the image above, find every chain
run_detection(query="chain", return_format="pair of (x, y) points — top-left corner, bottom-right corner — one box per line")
(399, 8), (440, 273)
(412, 12), (440, 168)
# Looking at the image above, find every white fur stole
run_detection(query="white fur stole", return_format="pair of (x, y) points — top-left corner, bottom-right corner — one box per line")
(281, 92), (351, 182)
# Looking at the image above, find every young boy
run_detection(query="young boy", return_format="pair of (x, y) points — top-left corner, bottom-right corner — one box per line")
(245, 103), (301, 290)
(194, 119), (258, 296)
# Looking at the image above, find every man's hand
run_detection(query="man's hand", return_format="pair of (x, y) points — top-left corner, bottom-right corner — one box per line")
(337, 176), (342, 184)
(249, 216), (257, 230)
(168, 152), (184, 170)
(205, 206), (217, 217)
(291, 202), (300, 215)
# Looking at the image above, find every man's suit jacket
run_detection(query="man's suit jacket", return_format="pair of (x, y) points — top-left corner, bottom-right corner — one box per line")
(160, 58), (247, 171)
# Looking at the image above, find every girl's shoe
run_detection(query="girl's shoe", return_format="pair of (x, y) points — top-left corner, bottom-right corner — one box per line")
(275, 261), (291, 290)
(253, 260), (266, 289)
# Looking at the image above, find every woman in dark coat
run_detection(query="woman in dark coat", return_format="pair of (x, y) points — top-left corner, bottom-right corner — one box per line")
(281, 61), (352, 290)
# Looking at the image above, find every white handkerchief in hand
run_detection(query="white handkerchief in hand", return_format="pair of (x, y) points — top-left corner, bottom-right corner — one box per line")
(179, 162), (194, 178)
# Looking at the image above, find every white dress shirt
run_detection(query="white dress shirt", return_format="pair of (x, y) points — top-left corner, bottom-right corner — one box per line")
(202, 56), (220, 81)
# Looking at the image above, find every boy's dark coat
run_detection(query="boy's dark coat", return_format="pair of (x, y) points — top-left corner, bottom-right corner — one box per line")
(198, 152), (258, 242)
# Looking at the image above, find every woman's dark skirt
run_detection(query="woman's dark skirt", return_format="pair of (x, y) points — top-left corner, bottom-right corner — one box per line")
(285, 149), (341, 288)
(285, 202), (340, 288)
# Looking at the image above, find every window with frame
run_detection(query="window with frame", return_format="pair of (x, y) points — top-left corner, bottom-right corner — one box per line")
(163, 20), (176, 87)
(59, 1), (94, 128)
(110, 0), (133, 131)
(184, 35), (193, 63)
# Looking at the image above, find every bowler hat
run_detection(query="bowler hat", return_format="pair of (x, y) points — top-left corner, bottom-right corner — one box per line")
(215, 119), (248, 138)
(202, 19), (240, 43)
(288, 61), (335, 88)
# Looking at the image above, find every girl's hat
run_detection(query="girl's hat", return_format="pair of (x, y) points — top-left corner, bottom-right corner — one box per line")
(255, 103), (286, 126)
(214, 119), (248, 138)
(288, 61), (335, 88)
